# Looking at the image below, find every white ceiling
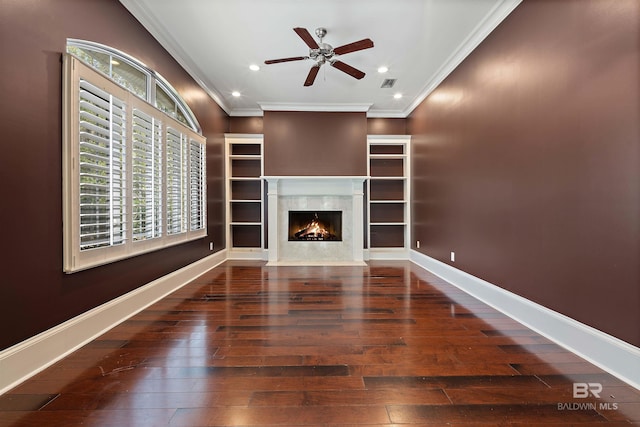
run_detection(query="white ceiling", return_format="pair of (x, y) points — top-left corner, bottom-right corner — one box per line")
(119, 0), (521, 118)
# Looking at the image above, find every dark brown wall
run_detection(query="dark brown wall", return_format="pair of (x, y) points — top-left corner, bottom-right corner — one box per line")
(409, 0), (639, 346)
(229, 116), (264, 134)
(264, 111), (367, 176)
(0, 0), (228, 349)
(367, 118), (407, 135)
(230, 116), (406, 137)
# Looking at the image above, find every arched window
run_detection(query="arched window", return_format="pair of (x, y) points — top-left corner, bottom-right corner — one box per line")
(62, 42), (206, 273)
(67, 39), (201, 134)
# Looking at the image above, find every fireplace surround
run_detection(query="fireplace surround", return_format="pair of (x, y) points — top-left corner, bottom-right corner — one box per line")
(264, 176), (366, 265)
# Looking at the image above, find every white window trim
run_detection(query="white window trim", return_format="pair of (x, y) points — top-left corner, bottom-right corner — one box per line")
(63, 54), (206, 273)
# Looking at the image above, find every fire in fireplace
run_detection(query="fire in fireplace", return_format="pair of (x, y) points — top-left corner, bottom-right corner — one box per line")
(288, 211), (342, 241)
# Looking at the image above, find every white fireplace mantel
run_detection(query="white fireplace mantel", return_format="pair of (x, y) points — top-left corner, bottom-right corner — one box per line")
(263, 176), (367, 266)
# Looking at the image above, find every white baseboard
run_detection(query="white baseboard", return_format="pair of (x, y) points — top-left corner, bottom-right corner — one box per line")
(410, 250), (640, 390)
(4, 249), (638, 394)
(265, 260), (367, 266)
(0, 249), (227, 395)
(368, 248), (410, 260)
(227, 248), (266, 260)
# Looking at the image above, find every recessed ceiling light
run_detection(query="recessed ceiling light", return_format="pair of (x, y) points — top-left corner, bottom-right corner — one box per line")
(377, 66), (388, 73)
(110, 59), (120, 66)
(393, 93), (403, 99)
(249, 64), (260, 71)
(232, 91), (241, 97)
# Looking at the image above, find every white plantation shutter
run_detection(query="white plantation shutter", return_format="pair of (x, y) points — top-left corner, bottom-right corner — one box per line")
(64, 55), (206, 272)
(132, 108), (162, 241)
(166, 127), (188, 235)
(189, 138), (206, 231)
(78, 79), (127, 250)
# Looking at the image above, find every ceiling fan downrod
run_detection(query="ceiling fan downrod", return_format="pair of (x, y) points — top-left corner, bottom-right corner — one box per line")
(315, 27), (327, 41)
(310, 27), (334, 65)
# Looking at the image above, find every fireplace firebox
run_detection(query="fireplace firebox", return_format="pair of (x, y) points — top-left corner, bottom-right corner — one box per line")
(288, 211), (342, 241)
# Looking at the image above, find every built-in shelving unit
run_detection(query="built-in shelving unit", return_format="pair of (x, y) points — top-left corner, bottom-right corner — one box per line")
(225, 134), (264, 258)
(367, 135), (410, 258)
(224, 133), (409, 260)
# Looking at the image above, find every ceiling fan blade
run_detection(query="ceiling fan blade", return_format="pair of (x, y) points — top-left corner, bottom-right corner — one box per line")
(333, 38), (374, 55)
(330, 60), (366, 80)
(294, 27), (320, 49)
(265, 56), (307, 64)
(304, 65), (320, 86)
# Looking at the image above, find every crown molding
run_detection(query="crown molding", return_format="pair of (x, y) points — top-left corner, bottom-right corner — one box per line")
(118, 0), (232, 115)
(403, 0), (522, 117)
(258, 102), (372, 113)
(228, 108), (264, 117)
(120, 0), (522, 119)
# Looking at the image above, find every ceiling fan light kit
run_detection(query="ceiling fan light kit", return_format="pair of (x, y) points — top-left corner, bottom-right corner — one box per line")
(265, 27), (374, 86)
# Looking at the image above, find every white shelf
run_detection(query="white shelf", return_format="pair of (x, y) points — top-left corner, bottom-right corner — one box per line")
(369, 176), (406, 180)
(230, 154), (261, 159)
(369, 154), (407, 159)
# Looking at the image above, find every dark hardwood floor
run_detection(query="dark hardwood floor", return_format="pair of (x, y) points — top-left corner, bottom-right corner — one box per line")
(1, 260), (638, 426)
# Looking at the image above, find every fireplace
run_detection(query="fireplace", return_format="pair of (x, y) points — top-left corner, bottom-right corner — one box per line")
(263, 176), (366, 265)
(288, 211), (342, 241)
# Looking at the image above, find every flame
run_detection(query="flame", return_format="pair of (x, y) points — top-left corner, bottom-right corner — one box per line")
(294, 214), (334, 240)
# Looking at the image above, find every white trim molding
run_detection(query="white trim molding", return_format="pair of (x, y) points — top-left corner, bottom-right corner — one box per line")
(0, 250), (227, 395)
(402, 0), (522, 117)
(4, 248), (638, 394)
(258, 102), (372, 113)
(368, 247), (410, 260)
(410, 250), (640, 390)
(227, 248), (267, 261)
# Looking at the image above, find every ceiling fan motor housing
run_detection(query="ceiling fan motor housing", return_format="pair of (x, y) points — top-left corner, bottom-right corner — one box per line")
(310, 43), (334, 63)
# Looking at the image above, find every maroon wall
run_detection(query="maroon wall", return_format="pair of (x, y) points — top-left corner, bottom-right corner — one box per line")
(367, 118), (407, 135)
(409, 0), (639, 346)
(0, 0), (228, 349)
(229, 116), (264, 134)
(264, 111), (367, 176)
(230, 116), (407, 137)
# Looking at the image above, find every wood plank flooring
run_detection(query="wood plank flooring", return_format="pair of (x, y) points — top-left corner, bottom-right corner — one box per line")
(1, 260), (638, 426)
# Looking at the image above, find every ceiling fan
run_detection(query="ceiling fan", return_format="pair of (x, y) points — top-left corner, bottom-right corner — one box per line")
(264, 27), (374, 86)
